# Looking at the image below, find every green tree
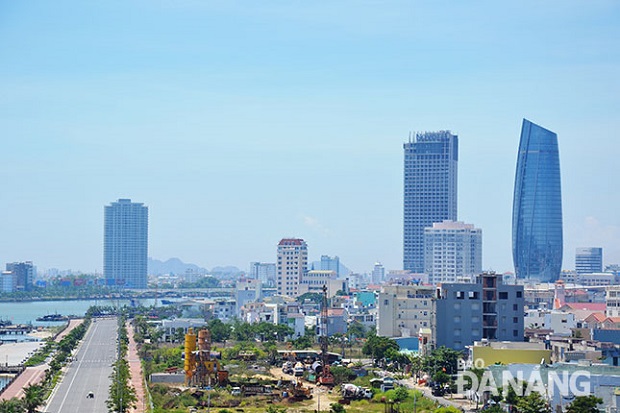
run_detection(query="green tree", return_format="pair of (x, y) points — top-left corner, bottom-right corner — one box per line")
(423, 346), (461, 376)
(516, 392), (551, 413)
(566, 395), (603, 413)
(266, 406), (287, 413)
(432, 370), (451, 385)
(296, 292), (322, 304)
(483, 405), (504, 413)
(330, 366), (357, 385)
(22, 384), (44, 413)
(346, 321), (366, 340)
(362, 333), (399, 362)
(231, 319), (255, 342)
(0, 398), (25, 413)
(207, 318), (232, 342)
(393, 386), (409, 402)
(107, 319), (138, 413)
(330, 402), (346, 413)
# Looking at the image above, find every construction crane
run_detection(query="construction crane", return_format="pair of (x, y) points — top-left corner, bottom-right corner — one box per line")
(317, 285), (334, 386)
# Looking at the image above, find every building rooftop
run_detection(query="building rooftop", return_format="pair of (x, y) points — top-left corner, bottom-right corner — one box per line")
(278, 238), (305, 246)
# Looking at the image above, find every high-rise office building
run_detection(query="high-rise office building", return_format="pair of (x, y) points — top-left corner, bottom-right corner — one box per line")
(404, 131), (458, 273)
(249, 262), (277, 287)
(104, 199), (148, 288)
(575, 247), (603, 275)
(320, 255), (340, 278)
(424, 220), (482, 284)
(5, 261), (34, 291)
(512, 119), (563, 282)
(276, 238), (308, 297)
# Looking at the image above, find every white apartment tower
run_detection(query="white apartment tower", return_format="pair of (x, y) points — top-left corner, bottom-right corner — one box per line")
(276, 238), (308, 297)
(424, 220), (482, 285)
(371, 262), (385, 284)
(104, 199), (148, 289)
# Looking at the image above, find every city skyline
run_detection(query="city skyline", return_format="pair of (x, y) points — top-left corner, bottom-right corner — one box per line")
(1, 1), (618, 274)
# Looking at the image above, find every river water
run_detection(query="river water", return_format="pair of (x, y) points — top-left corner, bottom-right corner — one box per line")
(0, 298), (158, 326)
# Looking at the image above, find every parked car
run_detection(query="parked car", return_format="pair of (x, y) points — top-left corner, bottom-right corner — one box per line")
(431, 384), (445, 396)
(293, 362), (305, 377)
(380, 377), (395, 392)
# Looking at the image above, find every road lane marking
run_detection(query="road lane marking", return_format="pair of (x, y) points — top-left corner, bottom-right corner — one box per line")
(55, 321), (100, 412)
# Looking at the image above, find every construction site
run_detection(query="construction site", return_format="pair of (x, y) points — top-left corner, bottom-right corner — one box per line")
(140, 285), (429, 413)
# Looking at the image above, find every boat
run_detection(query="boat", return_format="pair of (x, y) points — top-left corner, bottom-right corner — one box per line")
(36, 313), (69, 322)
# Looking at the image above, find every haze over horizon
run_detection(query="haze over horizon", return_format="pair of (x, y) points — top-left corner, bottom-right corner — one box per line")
(1, 1), (618, 275)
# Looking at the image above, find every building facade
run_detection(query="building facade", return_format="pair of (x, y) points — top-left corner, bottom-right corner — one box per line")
(512, 119), (563, 282)
(103, 199), (148, 288)
(320, 255), (340, 278)
(403, 131), (458, 273)
(576, 247), (603, 275)
(434, 272), (524, 351)
(249, 262), (277, 287)
(371, 262), (385, 284)
(606, 286), (620, 317)
(276, 238), (308, 297)
(377, 284), (434, 338)
(5, 261), (34, 291)
(297, 270), (346, 297)
(424, 220), (482, 285)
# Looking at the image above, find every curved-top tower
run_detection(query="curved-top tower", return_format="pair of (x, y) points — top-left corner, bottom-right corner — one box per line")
(512, 119), (563, 282)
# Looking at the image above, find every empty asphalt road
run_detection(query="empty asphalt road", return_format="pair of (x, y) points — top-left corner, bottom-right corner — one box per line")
(44, 317), (118, 413)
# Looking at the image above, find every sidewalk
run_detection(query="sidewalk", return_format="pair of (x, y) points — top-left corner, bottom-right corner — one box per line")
(55, 319), (83, 342)
(126, 320), (146, 413)
(0, 365), (47, 400)
(0, 319), (85, 401)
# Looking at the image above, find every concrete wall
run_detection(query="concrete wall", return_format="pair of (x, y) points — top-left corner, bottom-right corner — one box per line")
(472, 346), (551, 368)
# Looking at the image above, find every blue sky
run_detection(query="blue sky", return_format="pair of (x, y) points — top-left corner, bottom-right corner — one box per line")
(1, 1), (618, 274)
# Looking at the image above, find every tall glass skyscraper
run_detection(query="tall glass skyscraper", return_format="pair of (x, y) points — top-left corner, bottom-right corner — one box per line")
(104, 199), (148, 288)
(512, 119), (563, 282)
(404, 131), (458, 273)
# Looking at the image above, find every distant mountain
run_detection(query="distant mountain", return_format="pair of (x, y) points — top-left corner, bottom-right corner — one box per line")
(211, 266), (242, 275)
(148, 257), (208, 276)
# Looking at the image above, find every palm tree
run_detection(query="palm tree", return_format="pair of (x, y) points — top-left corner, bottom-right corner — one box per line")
(22, 384), (44, 413)
(0, 398), (25, 413)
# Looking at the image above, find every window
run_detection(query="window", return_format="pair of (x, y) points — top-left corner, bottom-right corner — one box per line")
(513, 330), (518, 337)
(454, 316), (461, 323)
(499, 292), (508, 300)
(513, 317), (518, 323)
(384, 299), (389, 306)
(468, 291), (479, 299)
(516, 291), (523, 298)
(513, 304), (519, 311)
